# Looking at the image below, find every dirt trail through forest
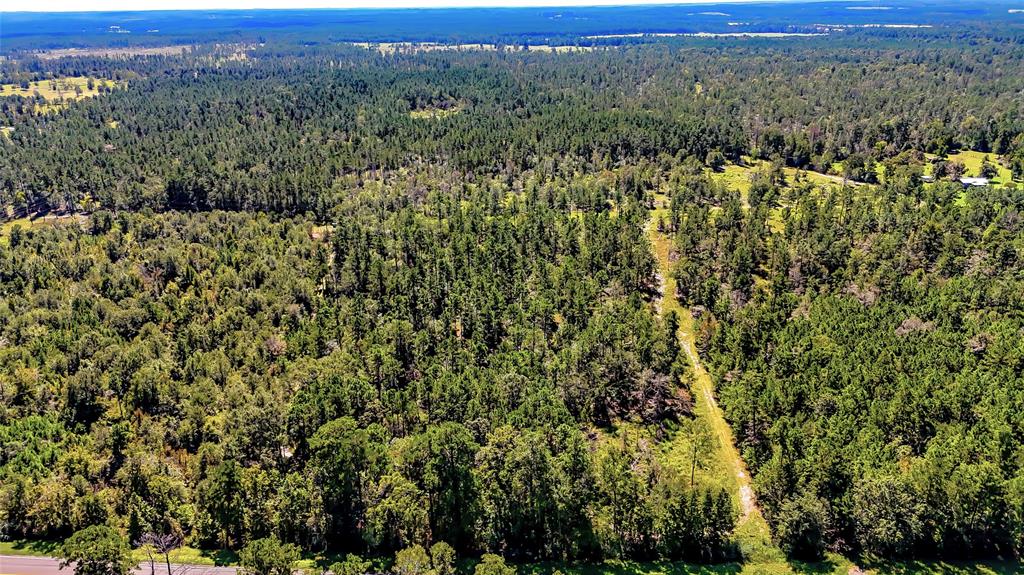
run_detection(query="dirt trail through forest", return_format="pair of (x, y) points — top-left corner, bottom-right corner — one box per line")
(647, 193), (780, 562)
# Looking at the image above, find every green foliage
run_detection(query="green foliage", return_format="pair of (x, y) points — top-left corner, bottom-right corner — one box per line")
(59, 526), (134, 575)
(364, 473), (430, 551)
(656, 488), (735, 562)
(429, 542), (457, 575)
(200, 460), (245, 549)
(979, 156), (999, 179)
(4, 23), (1024, 569)
(705, 151), (726, 173)
(308, 417), (386, 542)
(394, 545), (432, 575)
(852, 475), (925, 558)
(0, 196), (696, 560)
(474, 554), (516, 575)
(4, 37), (1023, 215)
(330, 554), (372, 575)
(239, 537), (301, 575)
(392, 424), (479, 552)
(773, 493), (828, 561)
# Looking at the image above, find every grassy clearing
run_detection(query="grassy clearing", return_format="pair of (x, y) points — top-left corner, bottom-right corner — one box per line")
(648, 196), (734, 497)
(524, 45), (596, 53)
(36, 45), (191, 59)
(533, 558), (1022, 575)
(855, 561), (1022, 575)
(410, 105), (464, 120)
(1, 76), (116, 101)
(0, 539), (61, 556)
(782, 167), (847, 189)
(0, 214), (88, 247)
(0, 76), (119, 114)
(3, 539), (272, 568)
(354, 42), (497, 54)
(712, 164), (754, 205)
(943, 150), (1014, 185)
(824, 160), (884, 183)
(128, 545), (236, 566)
(0, 217), (34, 247)
(2, 540), (238, 567)
(708, 161), (851, 204)
(706, 160), (852, 234)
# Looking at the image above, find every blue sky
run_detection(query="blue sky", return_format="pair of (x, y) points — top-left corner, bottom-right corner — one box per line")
(22, 0), (783, 14)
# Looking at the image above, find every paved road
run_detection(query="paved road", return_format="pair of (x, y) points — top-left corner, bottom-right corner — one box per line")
(0, 555), (238, 575)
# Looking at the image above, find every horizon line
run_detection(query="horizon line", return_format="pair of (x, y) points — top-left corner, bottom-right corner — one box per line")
(3, 0), (855, 16)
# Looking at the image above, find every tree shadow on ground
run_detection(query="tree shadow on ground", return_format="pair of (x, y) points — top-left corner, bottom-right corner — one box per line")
(785, 557), (840, 574)
(6, 539), (62, 555)
(198, 548), (239, 566)
(858, 559), (1022, 575)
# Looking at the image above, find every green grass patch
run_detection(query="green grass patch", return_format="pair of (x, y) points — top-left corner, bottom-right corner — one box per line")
(0, 539), (62, 556)
(132, 545), (238, 567)
(944, 150), (1013, 185)
(782, 167), (839, 189)
(0, 76), (115, 101)
(856, 560), (1022, 575)
(0, 217), (34, 247)
(713, 164), (755, 198)
(1, 540), (238, 566)
(708, 161), (855, 211)
(512, 555), (1024, 575)
(520, 560), (745, 575)
(510, 557), (1023, 575)
(766, 208), (786, 235)
(0, 215), (87, 247)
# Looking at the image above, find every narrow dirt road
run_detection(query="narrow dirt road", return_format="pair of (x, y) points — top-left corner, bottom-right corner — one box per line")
(647, 193), (781, 562)
(680, 337), (757, 520)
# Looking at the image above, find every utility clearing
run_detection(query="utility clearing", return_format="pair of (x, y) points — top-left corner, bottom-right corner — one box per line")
(648, 191), (783, 566)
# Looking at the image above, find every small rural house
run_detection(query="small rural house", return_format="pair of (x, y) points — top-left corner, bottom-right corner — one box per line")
(959, 177), (990, 187)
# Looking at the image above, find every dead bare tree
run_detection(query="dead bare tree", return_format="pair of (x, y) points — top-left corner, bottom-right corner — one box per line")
(137, 532), (183, 575)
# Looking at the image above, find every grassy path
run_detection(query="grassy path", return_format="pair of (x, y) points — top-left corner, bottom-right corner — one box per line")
(647, 193), (786, 568)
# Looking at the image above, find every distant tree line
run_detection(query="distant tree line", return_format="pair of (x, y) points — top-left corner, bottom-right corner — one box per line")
(2, 37), (1023, 216)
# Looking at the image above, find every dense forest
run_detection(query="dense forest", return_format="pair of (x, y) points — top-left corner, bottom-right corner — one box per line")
(1, 16), (1024, 570)
(669, 167), (1024, 559)
(3, 36), (1024, 215)
(0, 175), (735, 561)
